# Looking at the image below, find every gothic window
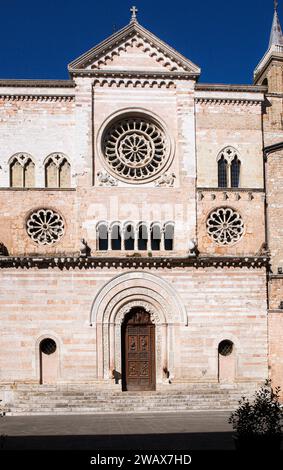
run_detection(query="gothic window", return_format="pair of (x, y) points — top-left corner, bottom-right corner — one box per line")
(217, 147), (241, 188)
(218, 155), (228, 188)
(151, 223), (161, 251)
(97, 222), (108, 250)
(59, 159), (71, 188)
(124, 223), (135, 250)
(231, 157), (241, 188)
(164, 223), (174, 251)
(138, 223), (148, 250)
(102, 116), (170, 184)
(10, 153), (35, 188)
(26, 209), (65, 245)
(206, 207), (244, 245)
(45, 153), (71, 188)
(111, 223), (121, 250)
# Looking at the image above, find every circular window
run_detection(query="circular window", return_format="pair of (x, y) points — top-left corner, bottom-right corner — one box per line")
(206, 207), (244, 245)
(218, 340), (233, 356)
(40, 338), (57, 355)
(27, 209), (65, 245)
(102, 116), (170, 183)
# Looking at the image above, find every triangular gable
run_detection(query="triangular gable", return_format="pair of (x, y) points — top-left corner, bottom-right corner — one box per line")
(68, 20), (201, 77)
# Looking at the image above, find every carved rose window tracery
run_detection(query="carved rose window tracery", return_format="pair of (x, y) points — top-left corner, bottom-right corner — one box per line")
(206, 207), (244, 245)
(26, 209), (65, 245)
(103, 117), (169, 183)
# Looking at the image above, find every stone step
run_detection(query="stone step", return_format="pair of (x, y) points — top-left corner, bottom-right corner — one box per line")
(3, 383), (258, 415)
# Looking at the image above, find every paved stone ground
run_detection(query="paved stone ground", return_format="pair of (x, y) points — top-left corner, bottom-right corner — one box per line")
(0, 411), (236, 450)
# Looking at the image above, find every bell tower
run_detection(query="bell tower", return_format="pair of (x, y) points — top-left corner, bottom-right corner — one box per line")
(256, 2), (283, 396)
(254, 1), (283, 142)
(254, 0), (283, 91)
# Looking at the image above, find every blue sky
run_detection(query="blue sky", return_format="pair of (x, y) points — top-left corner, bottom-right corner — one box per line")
(0, 0), (279, 83)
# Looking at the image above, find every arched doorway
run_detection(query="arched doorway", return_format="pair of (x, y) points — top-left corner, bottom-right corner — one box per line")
(122, 307), (156, 391)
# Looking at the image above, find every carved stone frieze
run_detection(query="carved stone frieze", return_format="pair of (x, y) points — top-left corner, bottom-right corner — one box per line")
(154, 173), (176, 187)
(97, 170), (118, 187)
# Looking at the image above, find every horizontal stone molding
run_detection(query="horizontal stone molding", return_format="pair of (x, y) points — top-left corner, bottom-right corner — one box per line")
(197, 187), (265, 192)
(197, 189), (265, 202)
(93, 78), (176, 88)
(0, 255), (270, 270)
(195, 84), (266, 93)
(0, 79), (75, 88)
(73, 70), (195, 79)
(195, 97), (262, 106)
(269, 274), (283, 279)
(0, 188), (76, 192)
(0, 95), (75, 102)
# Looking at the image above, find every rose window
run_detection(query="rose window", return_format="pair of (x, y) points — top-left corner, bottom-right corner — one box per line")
(103, 117), (168, 182)
(206, 207), (244, 245)
(27, 209), (64, 245)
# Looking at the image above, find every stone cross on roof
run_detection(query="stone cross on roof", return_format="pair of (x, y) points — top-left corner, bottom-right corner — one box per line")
(274, 0), (278, 11)
(130, 6), (138, 22)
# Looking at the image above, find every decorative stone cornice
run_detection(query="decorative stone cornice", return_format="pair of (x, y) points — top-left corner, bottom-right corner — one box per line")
(0, 95), (75, 102)
(0, 187), (76, 191)
(197, 187), (265, 192)
(92, 76), (176, 89)
(195, 97), (262, 106)
(72, 69), (194, 81)
(0, 79), (75, 88)
(197, 188), (265, 202)
(0, 255), (269, 270)
(195, 84), (267, 93)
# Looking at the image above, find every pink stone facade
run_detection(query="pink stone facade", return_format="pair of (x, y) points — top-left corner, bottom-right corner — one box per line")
(0, 12), (282, 404)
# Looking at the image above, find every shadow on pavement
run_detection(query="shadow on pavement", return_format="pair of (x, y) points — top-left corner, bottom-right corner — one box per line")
(1, 432), (235, 450)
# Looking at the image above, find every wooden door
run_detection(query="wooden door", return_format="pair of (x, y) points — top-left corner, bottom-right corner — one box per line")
(122, 308), (155, 391)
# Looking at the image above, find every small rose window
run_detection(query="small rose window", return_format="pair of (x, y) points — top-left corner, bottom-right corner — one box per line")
(207, 207), (244, 245)
(27, 209), (64, 245)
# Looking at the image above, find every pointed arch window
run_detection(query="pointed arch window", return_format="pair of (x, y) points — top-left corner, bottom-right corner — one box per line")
(231, 156), (241, 188)
(217, 147), (241, 188)
(111, 224), (121, 250)
(138, 223), (148, 250)
(45, 153), (71, 188)
(218, 155), (228, 188)
(164, 223), (174, 251)
(10, 153), (35, 188)
(97, 223), (109, 251)
(151, 223), (161, 251)
(124, 223), (135, 250)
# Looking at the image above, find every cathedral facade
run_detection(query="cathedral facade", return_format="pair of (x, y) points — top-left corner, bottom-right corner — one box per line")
(0, 6), (283, 412)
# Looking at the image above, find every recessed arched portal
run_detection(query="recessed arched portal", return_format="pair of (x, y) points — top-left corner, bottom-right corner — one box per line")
(90, 272), (188, 388)
(122, 307), (156, 391)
